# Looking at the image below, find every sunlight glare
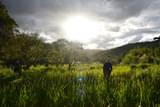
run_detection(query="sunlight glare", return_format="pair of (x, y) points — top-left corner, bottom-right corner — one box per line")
(62, 15), (103, 43)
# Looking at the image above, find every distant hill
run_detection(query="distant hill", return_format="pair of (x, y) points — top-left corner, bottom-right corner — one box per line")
(82, 49), (101, 62)
(94, 39), (160, 63)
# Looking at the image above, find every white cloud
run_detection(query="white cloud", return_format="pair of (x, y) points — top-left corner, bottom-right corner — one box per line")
(3, 0), (160, 49)
(83, 43), (98, 49)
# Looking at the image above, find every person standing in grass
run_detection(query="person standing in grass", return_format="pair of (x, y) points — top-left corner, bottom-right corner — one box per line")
(103, 60), (112, 80)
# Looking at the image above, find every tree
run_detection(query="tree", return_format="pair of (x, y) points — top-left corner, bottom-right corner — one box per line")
(1, 33), (46, 74)
(153, 36), (160, 41)
(0, 1), (17, 59)
(122, 48), (160, 64)
(0, 1), (17, 40)
(47, 39), (67, 66)
(47, 39), (84, 70)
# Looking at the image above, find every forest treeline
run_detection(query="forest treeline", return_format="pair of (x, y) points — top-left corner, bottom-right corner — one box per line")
(0, 2), (94, 74)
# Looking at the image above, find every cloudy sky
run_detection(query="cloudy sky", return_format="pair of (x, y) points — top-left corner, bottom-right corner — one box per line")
(2, 0), (160, 49)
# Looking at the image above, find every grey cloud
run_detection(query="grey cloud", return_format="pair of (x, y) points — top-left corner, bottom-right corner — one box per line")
(128, 35), (143, 43)
(110, 0), (152, 20)
(4, 0), (153, 21)
(88, 0), (153, 22)
(2, 0), (160, 49)
(144, 16), (160, 27)
(120, 27), (160, 39)
(107, 26), (120, 32)
(89, 26), (160, 49)
(94, 35), (140, 49)
(3, 0), (37, 14)
(88, 35), (117, 49)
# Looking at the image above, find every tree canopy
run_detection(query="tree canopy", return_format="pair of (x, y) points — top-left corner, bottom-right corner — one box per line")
(122, 48), (160, 64)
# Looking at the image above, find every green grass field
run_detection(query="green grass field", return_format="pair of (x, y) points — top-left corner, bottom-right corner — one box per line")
(0, 64), (160, 107)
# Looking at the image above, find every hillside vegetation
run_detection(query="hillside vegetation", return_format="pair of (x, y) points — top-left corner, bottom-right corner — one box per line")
(95, 40), (160, 64)
(122, 48), (160, 64)
(0, 1), (160, 107)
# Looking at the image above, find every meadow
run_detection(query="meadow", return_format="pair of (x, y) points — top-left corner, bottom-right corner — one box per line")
(0, 64), (160, 107)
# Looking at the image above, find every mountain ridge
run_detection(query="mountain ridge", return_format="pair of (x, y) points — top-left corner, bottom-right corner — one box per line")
(93, 39), (160, 63)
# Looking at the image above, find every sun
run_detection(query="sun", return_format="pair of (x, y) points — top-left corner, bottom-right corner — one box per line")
(62, 15), (102, 43)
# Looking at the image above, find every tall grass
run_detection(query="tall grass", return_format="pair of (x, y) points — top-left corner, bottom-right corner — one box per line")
(0, 64), (159, 107)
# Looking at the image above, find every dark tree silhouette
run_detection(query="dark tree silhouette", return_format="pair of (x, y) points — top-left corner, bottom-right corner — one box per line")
(153, 36), (160, 41)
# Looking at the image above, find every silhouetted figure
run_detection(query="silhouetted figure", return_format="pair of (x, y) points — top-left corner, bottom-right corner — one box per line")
(12, 60), (22, 76)
(103, 61), (112, 80)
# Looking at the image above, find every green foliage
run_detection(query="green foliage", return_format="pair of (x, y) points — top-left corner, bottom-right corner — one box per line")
(122, 48), (160, 64)
(0, 65), (14, 78)
(95, 39), (160, 64)
(0, 33), (47, 74)
(0, 1), (17, 58)
(0, 1), (17, 48)
(47, 39), (90, 70)
(0, 2), (17, 33)
(0, 3), (160, 106)
(0, 64), (159, 107)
